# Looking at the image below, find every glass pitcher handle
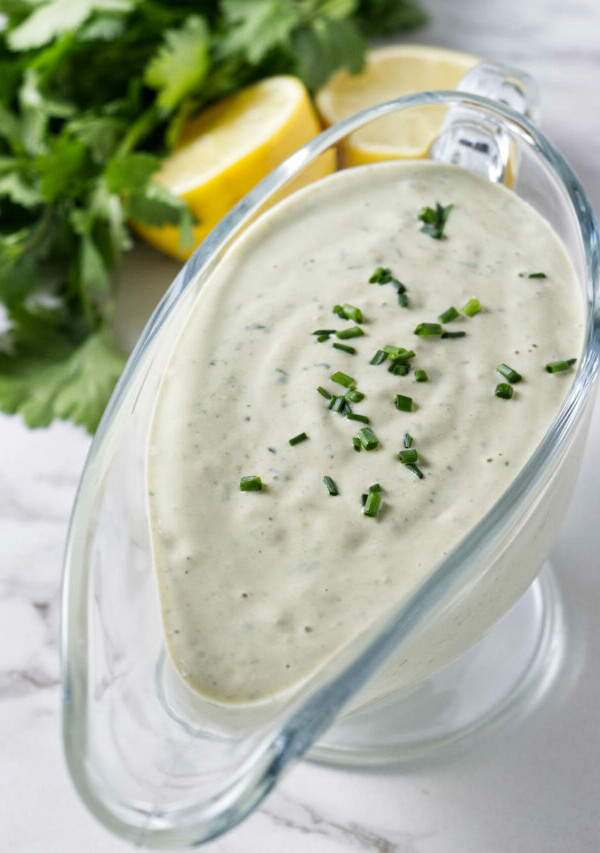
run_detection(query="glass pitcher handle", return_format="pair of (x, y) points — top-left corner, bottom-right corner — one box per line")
(429, 61), (540, 183)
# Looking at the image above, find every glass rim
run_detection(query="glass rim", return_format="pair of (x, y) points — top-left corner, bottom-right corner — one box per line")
(61, 90), (600, 847)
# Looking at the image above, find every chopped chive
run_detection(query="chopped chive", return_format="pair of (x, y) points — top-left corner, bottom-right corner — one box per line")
(414, 322), (443, 337)
(346, 412), (370, 424)
(333, 303), (363, 322)
(414, 369), (429, 382)
(403, 432), (413, 448)
(331, 370), (355, 388)
(391, 349), (415, 363)
(383, 345), (405, 356)
(336, 326), (365, 340)
(317, 386), (332, 399)
(395, 394), (413, 412)
(357, 427), (378, 450)
(345, 389), (365, 403)
(528, 272), (547, 279)
(462, 298), (482, 317)
(289, 432), (308, 446)
(405, 463), (425, 480)
(363, 490), (382, 517)
(240, 475), (262, 492)
(329, 395), (350, 414)
(441, 330), (466, 339)
(317, 334), (330, 342)
(399, 448), (418, 464)
(497, 363), (522, 383)
(388, 361), (410, 376)
(397, 291), (409, 307)
(323, 475), (338, 496)
(361, 493), (368, 506)
(418, 203), (453, 239)
(352, 436), (362, 452)
(495, 382), (514, 399)
(545, 358), (577, 373)
(370, 349), (388, 365)
(333, 343), (356, 354)
(369, 266), (393, 284)
(312, 329), (336, 336)
(342, 303), (363, 322)
(438, 306), (459, 323)
(368, 483), (382, 492)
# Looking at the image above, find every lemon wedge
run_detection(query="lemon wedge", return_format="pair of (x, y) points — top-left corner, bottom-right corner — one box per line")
(133, 76), (335, 261)
(316, 44), (479, 167)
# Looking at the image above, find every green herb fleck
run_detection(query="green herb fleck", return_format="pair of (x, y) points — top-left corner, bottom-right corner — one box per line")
(418, 203), (453, 239)
(462, 298), (482, 317)
(352, 436), (362, 452)
(336, 326), (365, 340)
(528, 272), (547, 279)
(405, 463), (425, 480)
(331, 371), (355, 388)
(333, 303), (363, 323)
(399, 448), (418, 464)
(497, 363), (522, 384)
(329, 395), (350, 414)
(441, 331), (466, 339)
(289, 432), (308, 446)
(545, 358), (577, 373)
(414, 369), (429, 382)
(370, 349), (388, 366)
(346, 389), (365, 403)
(317, 386), (332, 399)
(363, 490), (382, 517)
(323, 476), (338, 496)
(333, 343), (356, 354)
(390, 349), (415, 362)
(495, 383), (514, 399)
(240, 475), (262, 492)
(388, 361), (410, 376)
(438, 306), (459, 323)
(369, 266), (393, 284)
(403, 432), (413, 448)
(347, 412), (369, 424)
(415, 322), (443, 337)
(395, 394), (413, 412)
(357, 426), (378, 450)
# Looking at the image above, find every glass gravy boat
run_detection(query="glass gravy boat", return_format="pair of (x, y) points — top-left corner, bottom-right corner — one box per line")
(61, 64), (600, 848)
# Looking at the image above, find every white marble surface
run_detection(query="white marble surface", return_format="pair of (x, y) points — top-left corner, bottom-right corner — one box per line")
(2, 1), (600, 850)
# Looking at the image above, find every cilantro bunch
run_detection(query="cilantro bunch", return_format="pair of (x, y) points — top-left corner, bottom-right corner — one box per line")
(0, 0), (425, 432)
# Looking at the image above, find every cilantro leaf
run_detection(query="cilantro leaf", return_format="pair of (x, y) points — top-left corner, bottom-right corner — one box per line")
(7, 0), (134, 52)
(0, 169), (43, 208)
(0, 325), (125, 432)
(292, 16), (365, 90)
(105, 153), (162, 194)
(221, 0), (300, 65)
(126, 181), (195, 252)
(144, 16), (211, 112)
(0, 0), (425, 432)
(35, 136), (92, 202)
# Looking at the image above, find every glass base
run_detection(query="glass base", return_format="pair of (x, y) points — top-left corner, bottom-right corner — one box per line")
(309, 564), (566, 767)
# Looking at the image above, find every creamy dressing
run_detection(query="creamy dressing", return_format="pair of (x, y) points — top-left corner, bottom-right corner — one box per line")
(147, 162), (583, 705)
